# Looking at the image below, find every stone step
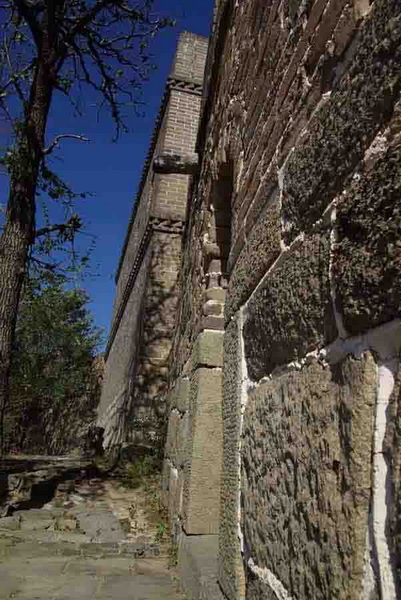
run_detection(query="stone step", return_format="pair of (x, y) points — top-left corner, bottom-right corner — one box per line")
(0, 529), (164, 559)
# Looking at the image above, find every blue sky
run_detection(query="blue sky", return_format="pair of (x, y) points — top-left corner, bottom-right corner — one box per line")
(0, 0), (214, 347)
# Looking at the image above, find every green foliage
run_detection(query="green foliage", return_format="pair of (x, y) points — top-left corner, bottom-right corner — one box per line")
(0, 0), (174, 455)
(13, 274), (101, 403)
(154, 520), (168, 543)
(5, 272), (103, 453)
(122, 455), (159, 489)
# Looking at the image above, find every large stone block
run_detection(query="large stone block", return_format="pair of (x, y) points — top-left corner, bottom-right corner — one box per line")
(192, 330), (224, 369)
(225, 195), (281, 321)
(178, 534), (219, 600)
(170, 377), (190, 413)
(182, 367), (223, 535)
(243, 233), (336, 380)
(282, 0), (401, 242)
(241, 355), (376, 600)
(334, 141), (401, 335)
(218, 315), (245, 600)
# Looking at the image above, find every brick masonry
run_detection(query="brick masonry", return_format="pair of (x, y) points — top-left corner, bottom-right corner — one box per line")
(98, 32), (208, 451)
(102, 2), (401, 600)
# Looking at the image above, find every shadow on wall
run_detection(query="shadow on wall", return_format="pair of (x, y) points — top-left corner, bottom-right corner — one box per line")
(103, 233), (180, 458)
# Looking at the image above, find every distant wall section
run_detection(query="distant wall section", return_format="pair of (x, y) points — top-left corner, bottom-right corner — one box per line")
(98, 32), (208, 451)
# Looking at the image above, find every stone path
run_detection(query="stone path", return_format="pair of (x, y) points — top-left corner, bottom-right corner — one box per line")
(0, 463), (184, 600)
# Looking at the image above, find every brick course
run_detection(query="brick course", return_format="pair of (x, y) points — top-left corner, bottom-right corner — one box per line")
(98, 33), (208, 451)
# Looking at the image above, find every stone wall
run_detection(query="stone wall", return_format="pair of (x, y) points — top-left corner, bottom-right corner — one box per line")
(101, 2), (401, 598)
(98, 33), (208, 451)
(162, 1), (401, 599)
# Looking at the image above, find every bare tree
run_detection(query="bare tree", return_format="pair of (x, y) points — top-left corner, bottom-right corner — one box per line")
(0, 0), (171, 453)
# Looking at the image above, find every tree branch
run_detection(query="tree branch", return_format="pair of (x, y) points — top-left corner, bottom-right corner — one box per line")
(35, 214), (82, 239)
(13, 0), (43, 49)
(35, 223), (72, 238)
(30, 256), (57, 271)
(43, 133), (89, 155)
(61, 0), (114, 50)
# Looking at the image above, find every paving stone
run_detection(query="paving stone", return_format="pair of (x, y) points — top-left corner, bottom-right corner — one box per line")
(0, 472), (183, 600)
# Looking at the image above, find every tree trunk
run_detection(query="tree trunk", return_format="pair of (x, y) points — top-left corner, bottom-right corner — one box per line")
(0, 38), (54, 454)
(0, 180), (36, 454)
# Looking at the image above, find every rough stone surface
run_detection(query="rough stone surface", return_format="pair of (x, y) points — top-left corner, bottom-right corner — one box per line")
(245, 574), (276, 600)
(241, 355), (376, 600)
(170, 377), (190, 413)
(218, 316), (245, 600)
(100, 1), (401, 598)
(385, 361), (401, 596)
(182, 367), (223, 535)
(282, 0), (401, 242)
(225, 196), (281, 322)
(335, 135), (401, 335)
(243, 233), (337, 380)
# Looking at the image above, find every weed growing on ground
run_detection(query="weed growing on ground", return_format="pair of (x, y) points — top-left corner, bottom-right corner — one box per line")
(122, 456), (158, 489)
(168, 542), (178, 567)
(155, 520), (168, 542)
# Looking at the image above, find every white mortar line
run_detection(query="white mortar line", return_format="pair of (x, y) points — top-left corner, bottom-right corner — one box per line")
(240, 320), (401, 393)
(278, 150), (293, 251)
(203, 328), (225, 334)
(320, 319), (401, 366)
(373, 359), (397, 600)
(241, 192), (339, 313)
(247, 559), (294, 600)
(238, 313), (401, 598)
(362, 527), (376, 600)
(238, 308), (296, 598)
(328, 203), (348, 339)
(237, 308), (250, 556)
(170, 407), (186, 418)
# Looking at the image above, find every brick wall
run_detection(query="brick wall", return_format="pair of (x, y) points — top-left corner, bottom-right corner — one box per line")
(98, 33), (208, 451)
(171, 32), (208, 85)
(164, 1), (401, 599)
